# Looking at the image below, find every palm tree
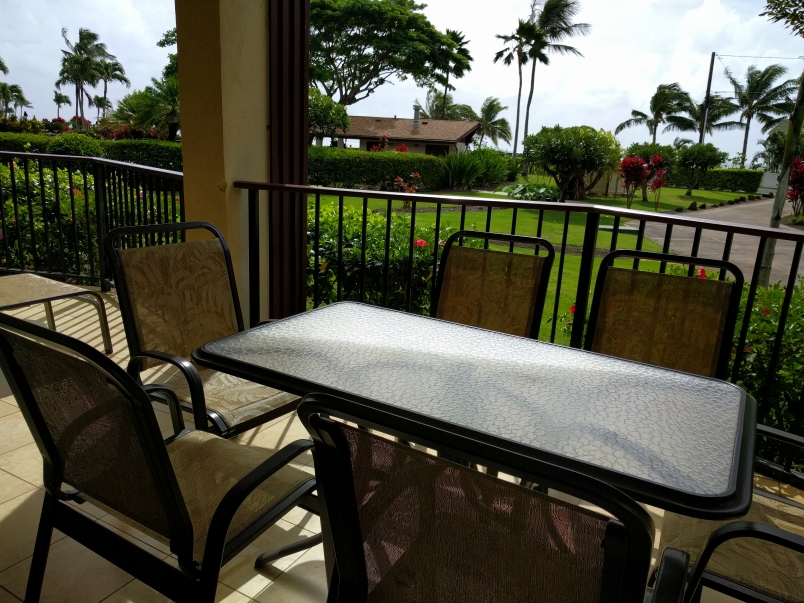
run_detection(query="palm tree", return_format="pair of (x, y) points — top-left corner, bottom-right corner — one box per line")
(0, 83), (17, 116)
(523, 0), (590, 141)
(12, 89), (31, 118)
(725, 64), (798, 167)
(494, 19), (539, 159)
(0, 56), (8, 76)
(418, 89), (477, 121)
(58, 28), (113, 127)
(476, 97), (512, 147)
(663, 95), (741, 137)
(439, 30), (473, 119)
(615, 83), (692, 143)
(673, 136), (694, 151)
(53, 91), (71, 118)
(133, 75), (181, 140)
(93, 95), (112, 120)
(96, 59), (129, 116)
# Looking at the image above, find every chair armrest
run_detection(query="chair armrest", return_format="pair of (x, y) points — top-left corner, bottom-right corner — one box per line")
(142, 385), (186, 437)
(757, 424), (804, 450)
(649, 548), (688, 603)
(685, 521), (804, 603)
(201, 439), (316, 572)
(127, 351), (207, 428)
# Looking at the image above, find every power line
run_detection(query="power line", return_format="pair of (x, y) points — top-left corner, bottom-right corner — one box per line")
(717, 54), (804, 60)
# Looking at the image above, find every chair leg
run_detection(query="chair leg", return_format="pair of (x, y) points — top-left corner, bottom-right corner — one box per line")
(78, 293), (113, 355)
(254, 533), (324, 569)
(25, 492), (57, 603)
(43, 302), (56, 331)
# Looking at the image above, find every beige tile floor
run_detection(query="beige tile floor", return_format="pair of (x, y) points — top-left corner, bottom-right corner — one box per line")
(0, 289), (800, 602)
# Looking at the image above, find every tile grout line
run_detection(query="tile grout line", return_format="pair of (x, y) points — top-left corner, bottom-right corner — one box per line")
(0, 584), (21, 603)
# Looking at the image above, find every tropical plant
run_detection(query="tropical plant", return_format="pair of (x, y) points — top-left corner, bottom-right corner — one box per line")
(0, 56), (7, 76)
(651, 167), (667, 210)
(133, 76), (181, 141)
(615, 83), (692, 143)
(93, 95), (112, 120)
(438, 29), (473, 119)
(0, 83), (22, 117)
(787, 157), (804, 216)
(443, 152), (483, 190)
(475, 97), (511, 147)
(673, 137), (694, 150)
(57, 28), (115, 129)
(676, 143), (728, 196)
(157, 28), (178, 79)
(309, 0), (454, 105)
(725, 64), (798, 167)
(472, 148), (510, 186)
(498, 181), (558, 200)
(625, 142), (676, 201)
(522, 0), (590, 142)
(618, 156), (650, 209)
(11, 88), (32, 118)
(663, 95), (741, 139)
(761, 0), (804, 39)
(53, 91), (71, 119)
(95, 59), (129, 116)
(309, 88), (350, 144)
(417, 89), (477, 121)
(494, 19), (539, 159)
(523, 125), (620, 201)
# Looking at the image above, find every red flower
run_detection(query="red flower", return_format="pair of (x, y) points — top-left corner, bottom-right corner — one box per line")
(394, 144), (409, 153)
(570, 304), (576, 315)
(414, 238), (428, 248)
(697, 268), (707, 279)
(764, 307), (771, 316)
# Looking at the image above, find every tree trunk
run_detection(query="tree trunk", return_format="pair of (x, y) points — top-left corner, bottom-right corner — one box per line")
(641, 181), (648, 203)
(652, 123), (657, 144)
(741, 115), (752, 169)
(521, 60), (538, 177)
(758, 70), (804, 289)
(512, 61), (523, 160)
(103, 80), (108, 118)
(441, 72), (450, 120)
(56, 105), (60, 119)
(168, 122), (179, 141)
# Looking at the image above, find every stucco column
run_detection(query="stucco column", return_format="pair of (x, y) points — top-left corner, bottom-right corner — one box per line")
(174, 0), (270, 324)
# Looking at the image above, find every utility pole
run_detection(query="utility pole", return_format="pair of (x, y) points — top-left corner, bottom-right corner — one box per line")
(699, 52), (716, 144)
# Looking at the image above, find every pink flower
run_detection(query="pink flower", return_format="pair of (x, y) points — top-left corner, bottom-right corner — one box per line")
(570, 304), (576, 315)
(697, 268), (707, 279)
(438, 240), (446, 247)
(414, 238), (428, 248)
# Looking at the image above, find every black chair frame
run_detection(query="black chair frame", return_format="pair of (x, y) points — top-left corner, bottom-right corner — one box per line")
(106, 221), (299, 437)
(430, 230), (556, 339)
(583, 250), (744, 380)
(298, 393), (689, 603)
(0, 311), (319, 603)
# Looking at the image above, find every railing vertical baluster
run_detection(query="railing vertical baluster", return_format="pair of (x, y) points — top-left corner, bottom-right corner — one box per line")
(535, 209), (544, 256)
(313, 194), (321, 308)
(509, 208), (517, 252)
(23, 159), (38, 272)
(67, 168), (80, 274)
(484, 206), (492, 249)
(134, 171), (143, 245)
(459, 205), (467, 246)
(360, 197), (368, 303)
(148, 174), (156, 245)
(632, 220), (646, 270)
(177, 180), (185, 240)
(383, 199), (392, 307)
(550, 213), (571, 343)
(81, 164), (94, 280)
(337, 195), (344, 301)
(687, 228), (703, 277)
(406, 200), (417, 313)
(659, 224), (673, 273)
(38, 160), (51, 272)
(570, 213), (600, 348)
(248, 189), (260, 327)
(732, 237), (768, 382)
(609, 216), (620, 252)
(720, 232), (734, 281)
(53, 161), (65, 272)
(93, 162), (110, 291)
(0, 159), (9, 266)
(9, 160), (23, 270)
(170, 180), (178, 241)
(431, 202), (442, 295)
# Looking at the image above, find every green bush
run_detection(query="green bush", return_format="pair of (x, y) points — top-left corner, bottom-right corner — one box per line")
(308, 146), (446, 191)
(498, 182), (558, 200)
(443, 152), (482, 191)
(102, 139), (183, 171)
(472, 148), (509, 186)
(0, 132), (52, 153)
(47, 133), (105, 157)
(0, 117), (45, 134)
(666, 168), (763, 193)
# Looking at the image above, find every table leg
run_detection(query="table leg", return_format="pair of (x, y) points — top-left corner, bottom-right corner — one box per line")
(44, 302), (56, 330)
(76, 293), (113, 355)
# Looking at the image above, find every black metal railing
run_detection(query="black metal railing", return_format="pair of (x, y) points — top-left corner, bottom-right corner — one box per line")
(0, 151), (184, 290)
(236, 181), (804, 479)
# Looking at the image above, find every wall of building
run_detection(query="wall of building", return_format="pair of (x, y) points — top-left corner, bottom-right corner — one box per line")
(353, 140), (458, 155)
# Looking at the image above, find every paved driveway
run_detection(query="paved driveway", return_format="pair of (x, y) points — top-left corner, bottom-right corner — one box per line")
(627, 199), (802, 285)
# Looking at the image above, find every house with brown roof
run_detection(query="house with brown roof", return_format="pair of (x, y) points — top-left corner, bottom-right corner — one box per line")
(335, 104), (480, 156)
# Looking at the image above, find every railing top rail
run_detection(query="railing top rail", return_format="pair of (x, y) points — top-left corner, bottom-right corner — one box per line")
(0, 151), (184, 180)
(233, 181), (804, 244)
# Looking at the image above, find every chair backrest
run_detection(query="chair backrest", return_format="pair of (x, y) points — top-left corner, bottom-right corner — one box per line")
(584, 250), (743, 379)
(299, 393), (654, 603)
(106, 222), (244, 362)
(0, 312), (193, 561)
(431, 231), (555, 338)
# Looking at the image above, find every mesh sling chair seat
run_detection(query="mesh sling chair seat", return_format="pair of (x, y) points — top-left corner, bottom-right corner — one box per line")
(583, 250), (744, 380)
(298, 393), (691, 603)
(106, 222), (299, 436)
(431, 230), (555, 339)
(0, 311), (320, 603)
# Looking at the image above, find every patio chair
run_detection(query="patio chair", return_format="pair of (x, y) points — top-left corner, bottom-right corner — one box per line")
(658, 425), (804, 603)
(298, 392), (690, 603)
(0, 310), (321, 603)
(106, 222), (299, 437)
(583, 250), (743, 379)
(431, 230), (555, 339)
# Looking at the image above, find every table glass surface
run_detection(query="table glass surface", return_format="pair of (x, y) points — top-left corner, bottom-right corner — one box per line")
(203, 302), (744, 496)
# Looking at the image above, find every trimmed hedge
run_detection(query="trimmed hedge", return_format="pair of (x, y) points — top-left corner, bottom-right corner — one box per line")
(666, 168), (764, 193)
(0, 132), (52, 153)
(309, 146), (447, 191)
(47, 133), (105, 157)
(102, 139), (183, 171)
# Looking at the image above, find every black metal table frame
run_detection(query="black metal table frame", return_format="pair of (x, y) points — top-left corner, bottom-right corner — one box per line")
(193, 305), (757, 520)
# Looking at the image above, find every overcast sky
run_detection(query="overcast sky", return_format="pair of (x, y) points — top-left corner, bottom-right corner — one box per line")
(1, 0), (802, 161)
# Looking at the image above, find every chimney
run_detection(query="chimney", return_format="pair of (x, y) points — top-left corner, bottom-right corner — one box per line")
(413, 104), (421, 128)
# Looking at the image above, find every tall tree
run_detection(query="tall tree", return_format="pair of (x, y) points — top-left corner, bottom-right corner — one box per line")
(309, 87), (350, 144)
(93, 95), (111, 120)
(725, 64), (798, 167)
(57, 28), (113, 127)
(417, 89), (477, 121)
(439, 30), (473, 119)
(0, 83), (21, 116)
(523, 0), (590, 142)
(132, 76), (181, 141)
(615, 83), (691, 143)
(12, 88), (31, 117)
(0, 56), (8, 76)
(53, 91), (71, 118)
(157, 28), (178, 79)
(310, 0), (453, 106)
(758, 0), (804, 287)
(96, 59), (129, 116)
(475, 96), (512, 147)
(494, 19), (539, 159)
(663, 95), (741, 136)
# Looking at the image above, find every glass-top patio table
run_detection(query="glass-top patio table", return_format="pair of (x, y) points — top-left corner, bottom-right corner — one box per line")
(193, 301), (756, 519)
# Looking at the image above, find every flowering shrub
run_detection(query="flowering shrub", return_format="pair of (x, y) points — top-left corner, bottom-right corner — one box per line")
(618, 156), (650, 209)
(43, 117), (68, 134)
(650, 167), (667, 210)
(370, 135), (390, 152)
(68, 116), (92, 129)
(0, 117), (45, 135)
(786, 157), (804, 216)
(394, 144), (409, 153)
